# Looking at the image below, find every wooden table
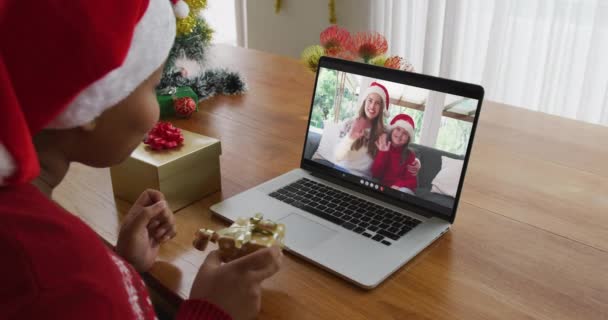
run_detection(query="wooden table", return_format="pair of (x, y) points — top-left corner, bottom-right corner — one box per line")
(54, 44), (608, 320)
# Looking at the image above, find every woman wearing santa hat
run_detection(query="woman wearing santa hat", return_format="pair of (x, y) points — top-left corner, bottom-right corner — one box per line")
(334, 82), (389, 177)
(334, 82), (420, 179)
(371, 114), (419, 194)
(0, 1), (280, 320)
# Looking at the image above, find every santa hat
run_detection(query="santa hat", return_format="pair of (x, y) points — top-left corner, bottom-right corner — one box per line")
(363, 82), (390, 110)
(0, 0), (176, 186)
(390, 114), (415, 139)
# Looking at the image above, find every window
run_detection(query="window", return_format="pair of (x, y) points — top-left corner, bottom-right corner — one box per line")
(311, 69), (360, 129)
(435, 117), (472, 155)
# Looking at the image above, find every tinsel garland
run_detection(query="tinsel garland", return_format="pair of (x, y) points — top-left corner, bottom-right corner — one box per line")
(158, 69), (247, 101)
(186, 0), (207, 11)
(164, 17), (213, 72)
(161, 0), (246, 102)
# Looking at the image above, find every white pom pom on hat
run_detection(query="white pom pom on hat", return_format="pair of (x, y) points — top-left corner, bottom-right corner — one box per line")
(172, 0), (190, 18)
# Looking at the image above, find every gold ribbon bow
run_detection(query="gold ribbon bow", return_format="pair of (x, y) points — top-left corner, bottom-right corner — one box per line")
(216, 213), (280, 248)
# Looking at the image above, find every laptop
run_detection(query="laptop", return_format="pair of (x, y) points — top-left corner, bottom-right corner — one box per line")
(211, 56), (484, 288)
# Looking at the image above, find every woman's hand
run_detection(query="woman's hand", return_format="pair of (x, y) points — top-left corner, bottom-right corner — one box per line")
(349, 117), (370, 140)
(190, 247), (283, 320)
(375, 133), (391, 152)
(116, 189), (177, 272)
(407, 158), (421, 176)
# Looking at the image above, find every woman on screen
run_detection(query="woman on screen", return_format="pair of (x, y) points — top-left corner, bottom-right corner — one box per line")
(333, 82), (389, 178)
(371, 114), (419, 195)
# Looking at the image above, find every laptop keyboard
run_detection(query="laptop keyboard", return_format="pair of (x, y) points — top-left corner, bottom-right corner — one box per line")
(269, 178), (422, 246)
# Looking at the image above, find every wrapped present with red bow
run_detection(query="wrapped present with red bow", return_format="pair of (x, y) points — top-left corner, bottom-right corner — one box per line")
(110, 122), (222, 212)
(156, 86), (198, 118)
(193, 213), (285, 262)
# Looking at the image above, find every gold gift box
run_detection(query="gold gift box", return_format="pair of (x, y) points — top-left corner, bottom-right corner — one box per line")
(110, 130), (221, 212)
(193, 214), (285, 262)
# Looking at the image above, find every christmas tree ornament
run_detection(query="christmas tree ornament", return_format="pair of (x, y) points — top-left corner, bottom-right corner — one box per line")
(157, 86), (199, 118)
(173, 97), (196, 118)
(193, 213), (285, 262)
(143, 122), (184, 150)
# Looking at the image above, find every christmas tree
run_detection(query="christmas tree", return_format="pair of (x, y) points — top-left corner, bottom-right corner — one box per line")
(159, 0), (246, 101)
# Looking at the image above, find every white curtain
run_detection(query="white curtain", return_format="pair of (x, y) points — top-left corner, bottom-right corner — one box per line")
(201, 0), (238, 46)
(370, 0), (608, 125)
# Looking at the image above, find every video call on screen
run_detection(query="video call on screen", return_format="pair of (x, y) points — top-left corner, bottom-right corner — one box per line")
(304, 67), (478, 212)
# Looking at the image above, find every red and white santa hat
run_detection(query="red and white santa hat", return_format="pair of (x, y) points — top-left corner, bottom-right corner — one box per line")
(0, 0), (176, 186)
(389, 114), (415, 139)
(363, 81), (390, 110)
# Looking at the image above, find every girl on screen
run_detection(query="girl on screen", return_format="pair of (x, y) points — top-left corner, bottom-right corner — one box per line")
(371, 114), (419, 194)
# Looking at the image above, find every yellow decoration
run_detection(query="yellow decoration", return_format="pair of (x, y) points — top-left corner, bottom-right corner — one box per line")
(273, 0), (335, 21)
(370, 56), (388, 67)
(329, 0), (336, 24)
(301, 45), (325, 72)
(184, 0), (207, 11)
(275, 0), (282, 13)
(176, 14), (197, 35)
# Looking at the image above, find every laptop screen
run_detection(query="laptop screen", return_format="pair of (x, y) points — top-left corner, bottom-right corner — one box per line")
(301, 58), (483, 220)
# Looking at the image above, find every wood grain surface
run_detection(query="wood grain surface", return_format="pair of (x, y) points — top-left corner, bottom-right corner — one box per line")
(54, 44), (608, 320)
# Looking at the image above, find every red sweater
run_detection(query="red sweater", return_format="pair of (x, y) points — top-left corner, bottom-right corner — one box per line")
(0, 183), (230, 320)
(371, 146), (418, 191)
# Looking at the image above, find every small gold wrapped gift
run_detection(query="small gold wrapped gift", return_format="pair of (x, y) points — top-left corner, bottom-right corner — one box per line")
(193, 213), (285, 262)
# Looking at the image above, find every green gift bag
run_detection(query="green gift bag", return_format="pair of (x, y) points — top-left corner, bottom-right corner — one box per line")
(156, 86), (199, 118)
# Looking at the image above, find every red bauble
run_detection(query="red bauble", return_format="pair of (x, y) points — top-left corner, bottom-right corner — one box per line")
(173, 97), (196, 118)
(143, 122), (184, 150)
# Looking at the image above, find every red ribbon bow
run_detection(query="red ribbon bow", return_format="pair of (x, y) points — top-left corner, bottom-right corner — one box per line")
(144, 122), (184, 150)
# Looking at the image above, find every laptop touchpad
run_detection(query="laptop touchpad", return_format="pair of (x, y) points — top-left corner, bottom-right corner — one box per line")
(280, 213), (336, 250)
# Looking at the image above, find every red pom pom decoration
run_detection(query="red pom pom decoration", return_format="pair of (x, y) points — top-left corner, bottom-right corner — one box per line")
(174, 97), (196, 118)
(144, 122), (184, 150)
